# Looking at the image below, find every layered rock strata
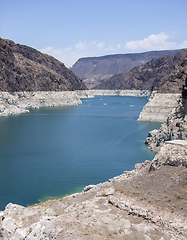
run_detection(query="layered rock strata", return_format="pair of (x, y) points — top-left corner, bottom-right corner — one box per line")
(0, 91), (82, 116)
(0, 90), (151, 117)
(138, 92), (181, 122)
(0, 141), (187, 239)
(76, 89), (151, 99)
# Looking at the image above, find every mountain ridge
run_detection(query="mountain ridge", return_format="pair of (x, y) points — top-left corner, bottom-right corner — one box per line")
(93, 49), (187, 92)
(71, 49), (181, 89)
(0, 38), (87, 92)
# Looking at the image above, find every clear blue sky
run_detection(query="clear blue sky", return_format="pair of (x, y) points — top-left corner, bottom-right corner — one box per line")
(0, 0), (187, 67)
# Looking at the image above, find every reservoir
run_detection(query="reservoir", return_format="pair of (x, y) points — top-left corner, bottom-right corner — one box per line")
(0, 96), (161, 210)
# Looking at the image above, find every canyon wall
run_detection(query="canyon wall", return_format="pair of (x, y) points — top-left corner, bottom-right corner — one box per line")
(143, 57), (187, 151)
(76, 89), (151, 99)
(0, 38), (87, 91)
(145, 98), (187, 152)
(0, 90), (151, 117)
(138, 92), (181, 122)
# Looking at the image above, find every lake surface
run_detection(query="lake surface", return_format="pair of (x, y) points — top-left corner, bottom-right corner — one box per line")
(0, 96), (161, 210)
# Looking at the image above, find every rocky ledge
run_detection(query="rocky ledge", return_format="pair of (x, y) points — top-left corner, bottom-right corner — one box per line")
(0, 141), (187, 239)
(0, 90), (151, 117)
(145, 97), (187, 152)
(138, 92), (181, 122)
(76, 89), (151, 99)
(141, 56), (187, 151)
(0, 91), (82, 116)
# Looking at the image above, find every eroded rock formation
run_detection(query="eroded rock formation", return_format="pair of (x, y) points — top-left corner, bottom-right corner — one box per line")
(144, 57), (187, 151)
(138, 92), (181, 122)
(0, 91), (82, 116)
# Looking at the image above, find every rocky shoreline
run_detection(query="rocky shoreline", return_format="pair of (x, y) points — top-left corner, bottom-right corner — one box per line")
(0, 90), (187, 239)
(76, 89), (151, 98)
(1, 90), (180, 122)
(0, 140), (187, 239)
(0, 91), (82, 116)
(0, 89), (151, 117)
(138, 92), (181, 122)
(145, 97), (187, 152)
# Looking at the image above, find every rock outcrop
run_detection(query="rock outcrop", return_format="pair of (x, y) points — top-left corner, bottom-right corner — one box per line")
(0, 38), (87, 91)
(94, 49), (187, 91)
(149, 141), (187, 170)
(71, 49), (180, 89)
(0, 89), (152, 117)
(145, 97), (187, 152)
(144, 57), (187, 151)
(138, 92), (181, 122)
(158, 57), (187, 94)
(76, 89), (151, 99)
(0, 91), (82, 116)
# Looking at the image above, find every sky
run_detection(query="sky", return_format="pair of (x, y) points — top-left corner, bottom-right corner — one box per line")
(0, 0), (187, 67)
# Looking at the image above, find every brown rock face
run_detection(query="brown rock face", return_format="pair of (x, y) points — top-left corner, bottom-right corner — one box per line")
(144, 58), (187, 151)
(0, 38), (87, 92)
(93, 49), (187, 91)
(157, 57), (187, 94)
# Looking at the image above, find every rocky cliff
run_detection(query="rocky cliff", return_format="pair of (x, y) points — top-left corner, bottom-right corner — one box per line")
(71, 50), (180, 89)
(138, 92), (181, 122)
(76, 89), (151, 99)
(0, 89), (152, 117)
(144, 57), (187, 151)
(0, 38), (87, 91)
(94, 49), (187, 91)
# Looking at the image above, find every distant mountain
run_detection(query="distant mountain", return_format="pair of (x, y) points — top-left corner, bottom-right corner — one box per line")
(0, 38), (87, 92)
(71, 50), (181, 89)
(93, 50), (187, 92)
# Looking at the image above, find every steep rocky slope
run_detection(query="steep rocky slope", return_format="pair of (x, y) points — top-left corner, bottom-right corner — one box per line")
(144, 57), (187, 151)
(94, 49), (187, 91)
(0, 38), (87, 91)
(71, 50), (180, 89)
(158, 58), (187, 94)
(138, 92), (181, 122)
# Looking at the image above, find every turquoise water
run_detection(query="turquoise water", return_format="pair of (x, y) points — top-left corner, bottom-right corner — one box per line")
(0, 96), (161, 210)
